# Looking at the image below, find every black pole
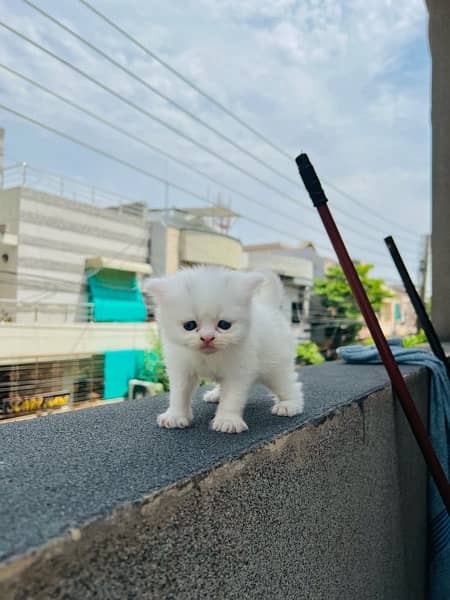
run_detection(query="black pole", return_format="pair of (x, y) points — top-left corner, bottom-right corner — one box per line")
(384, 235), (450, 379)
(295, 152), (450, 514)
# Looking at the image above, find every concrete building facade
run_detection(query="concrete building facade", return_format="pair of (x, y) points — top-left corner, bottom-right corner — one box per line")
(149, 207), (245, 277)
(426, 0), (450, 340)
(0, 186), (150, 323)
(0, 150), (154, 415)
(245, 243), (315, 341)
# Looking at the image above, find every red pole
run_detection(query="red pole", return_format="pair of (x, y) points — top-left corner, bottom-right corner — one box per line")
(296, 153), (450, 514)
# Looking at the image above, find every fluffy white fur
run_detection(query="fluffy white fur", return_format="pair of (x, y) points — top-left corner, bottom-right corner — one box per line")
(146, 266), (304, 434)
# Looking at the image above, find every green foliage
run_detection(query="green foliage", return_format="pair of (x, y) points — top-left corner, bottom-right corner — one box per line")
(138, 332), (170, 391)
(402, 329), (427, 348)
(312, 263), (393, 348)
(296, 341), (325, 365)
(314, 263), (391, 317)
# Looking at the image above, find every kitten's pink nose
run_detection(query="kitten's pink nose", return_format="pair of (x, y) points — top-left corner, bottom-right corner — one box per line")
(200, 334), (215, 345)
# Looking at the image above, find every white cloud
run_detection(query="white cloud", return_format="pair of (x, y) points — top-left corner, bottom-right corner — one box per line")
(0, 0), (430, 279)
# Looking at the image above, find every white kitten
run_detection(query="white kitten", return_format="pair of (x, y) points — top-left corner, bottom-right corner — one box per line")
(146, 266), (304, 433)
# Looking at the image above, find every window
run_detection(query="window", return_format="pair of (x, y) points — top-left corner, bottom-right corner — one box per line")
(291, 302), (302, 324)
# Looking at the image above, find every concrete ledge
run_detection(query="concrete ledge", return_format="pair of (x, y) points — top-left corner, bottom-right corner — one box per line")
(0, 362), (428, 599)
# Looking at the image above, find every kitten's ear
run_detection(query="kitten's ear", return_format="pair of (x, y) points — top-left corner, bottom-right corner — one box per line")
(240, 272), (266, 296)
(144, 277), (168, 302)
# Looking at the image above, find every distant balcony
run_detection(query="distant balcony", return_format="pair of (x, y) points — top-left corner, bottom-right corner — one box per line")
(0, 299), (94, 324)
(0, 299), (155, 360)
(1, 162), (147, 216)
(246, 251), (313, 284)
(179, 228), (244, 269)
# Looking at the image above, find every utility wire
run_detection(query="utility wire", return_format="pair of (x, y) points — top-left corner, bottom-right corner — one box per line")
(75, 0), (293, 162)
(22, 0), (312, 189)
(0, 63), (335, 241)
(0, 102), (336, 253)
(0, 62), (418, 257)
(8, 10), (422, 248)
(74, 0), (423, 242)
(0, 20), (325, 227)
(0, 102), (409, 270)
(0, 100), (406, 267)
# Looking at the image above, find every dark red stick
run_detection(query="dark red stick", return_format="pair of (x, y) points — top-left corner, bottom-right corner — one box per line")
(296, 153), (450, 514)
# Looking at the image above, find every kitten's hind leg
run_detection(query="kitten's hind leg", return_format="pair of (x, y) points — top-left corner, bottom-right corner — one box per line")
(265, 368), (304, 417)
(203, 384), (220, 403)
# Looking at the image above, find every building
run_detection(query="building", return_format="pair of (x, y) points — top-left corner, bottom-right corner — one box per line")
(244, 243), (315, 341)
(359, 284), (417, 340)
(0, 151), (153, 418)
(0, 185), (151, 321)
(149, 206), (244, 276)
(426, 1), (450, 340)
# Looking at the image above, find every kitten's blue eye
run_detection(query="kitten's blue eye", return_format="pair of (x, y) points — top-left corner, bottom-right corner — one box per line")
(217, 320), (232, 330)
(183, 320), (197, 331)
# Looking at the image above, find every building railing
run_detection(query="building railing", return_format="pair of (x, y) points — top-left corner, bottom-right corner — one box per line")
(0, 299), (94, 324)
(1, 162), (148, 217)
(0, 353), (105, 419)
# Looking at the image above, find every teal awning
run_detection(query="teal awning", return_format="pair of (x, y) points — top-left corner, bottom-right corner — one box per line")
(87, 269), (147, 322)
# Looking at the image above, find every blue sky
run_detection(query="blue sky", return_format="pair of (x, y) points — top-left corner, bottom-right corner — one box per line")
(0, 0), (430, 283)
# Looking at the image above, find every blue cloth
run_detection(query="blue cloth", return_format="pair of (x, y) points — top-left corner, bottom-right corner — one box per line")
(338, 343), (450, 599)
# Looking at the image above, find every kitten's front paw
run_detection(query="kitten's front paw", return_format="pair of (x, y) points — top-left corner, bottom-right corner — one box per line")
(203, 387), (220, 403)
(157, 411), (192, 429)
(211, 414), (248, 433)
(272, 400), (304, 417)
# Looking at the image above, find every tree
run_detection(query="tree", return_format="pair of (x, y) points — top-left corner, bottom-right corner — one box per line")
(311, 263), (393, 353)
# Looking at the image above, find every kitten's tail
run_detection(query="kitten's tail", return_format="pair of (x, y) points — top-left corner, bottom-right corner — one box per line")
(253, 269), (285, 309)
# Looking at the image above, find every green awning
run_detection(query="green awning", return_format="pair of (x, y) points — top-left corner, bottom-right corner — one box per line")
(87, 269), (147, 322)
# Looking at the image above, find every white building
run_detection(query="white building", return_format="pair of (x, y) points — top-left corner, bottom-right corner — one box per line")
(149, 206), (245, 276)
(244, 243), (315, 341)
(0, 185), (151, 320)
(0, 148), (153, 415)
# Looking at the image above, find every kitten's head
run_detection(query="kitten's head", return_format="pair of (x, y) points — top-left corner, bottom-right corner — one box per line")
(146, 266), (264, 354)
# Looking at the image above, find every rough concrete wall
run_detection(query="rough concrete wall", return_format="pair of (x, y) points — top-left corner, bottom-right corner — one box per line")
(0, 128), (4, 185)
(426, 0), (450, 340)
(0, 371), (428, 600)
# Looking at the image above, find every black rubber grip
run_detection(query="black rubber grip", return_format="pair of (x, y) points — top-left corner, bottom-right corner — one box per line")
(295, 153), (328, 207)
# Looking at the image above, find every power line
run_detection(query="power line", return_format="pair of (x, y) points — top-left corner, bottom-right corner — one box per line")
(9, 8), (421, 249)
(75, 0), (424, 242)
(0, 102), (333, 252)
(2, 161), (145, 208)
(76, 0), (293, 161)
(22, 0), (310, 188)
(322, 181), (424, 241)
(0, 63), (334, 242)
(0, 62), (418, 259)
(0, 102), (408, 270)
(0, 20), (322, 226)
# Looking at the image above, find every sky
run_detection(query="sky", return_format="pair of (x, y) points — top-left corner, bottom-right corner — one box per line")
(0, 0), (431, 284)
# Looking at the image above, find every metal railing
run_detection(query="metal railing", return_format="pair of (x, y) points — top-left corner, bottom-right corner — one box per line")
(0, 299), (94, 324)
(1, 162), (148, 217)
(0, 353), (105, 419)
